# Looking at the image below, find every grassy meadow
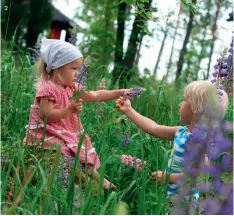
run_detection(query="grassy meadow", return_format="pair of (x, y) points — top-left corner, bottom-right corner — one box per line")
(1, 42), (233, 215)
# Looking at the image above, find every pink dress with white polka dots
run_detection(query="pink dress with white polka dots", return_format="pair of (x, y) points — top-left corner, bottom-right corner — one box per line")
(23, 81), (100, 169)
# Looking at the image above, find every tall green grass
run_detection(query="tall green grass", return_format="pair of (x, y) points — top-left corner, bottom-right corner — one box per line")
(1, 42), (233, 214)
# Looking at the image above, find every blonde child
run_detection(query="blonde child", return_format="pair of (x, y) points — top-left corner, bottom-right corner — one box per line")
(24, 39), (129, 190)
(116, 80), (229, 200)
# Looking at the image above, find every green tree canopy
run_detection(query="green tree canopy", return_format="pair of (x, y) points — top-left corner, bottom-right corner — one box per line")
(1, 0), (54, 48)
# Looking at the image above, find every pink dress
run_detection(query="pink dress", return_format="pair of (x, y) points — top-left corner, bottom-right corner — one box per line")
(23, 81), (100, 169)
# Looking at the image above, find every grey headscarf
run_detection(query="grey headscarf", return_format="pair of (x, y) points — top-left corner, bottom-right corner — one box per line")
(40, 39), (83, 73)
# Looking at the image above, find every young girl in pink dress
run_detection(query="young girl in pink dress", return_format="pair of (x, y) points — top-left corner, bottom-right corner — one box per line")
(24, 39), (128, 189)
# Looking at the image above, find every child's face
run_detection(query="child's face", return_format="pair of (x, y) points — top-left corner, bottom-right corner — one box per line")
(59, 58), (83, 86)
(179, 95), (194, 125)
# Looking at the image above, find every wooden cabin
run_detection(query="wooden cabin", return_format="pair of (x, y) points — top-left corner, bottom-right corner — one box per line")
(49, 7), (78, 44)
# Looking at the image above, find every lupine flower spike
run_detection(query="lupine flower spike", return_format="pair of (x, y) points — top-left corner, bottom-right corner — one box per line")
(172, 37), (233, 213)
(121, 155), (146, 172)
(120, 128), (131, 148)
(77, 64), (88, 87)
(71, 65), (88, 102)
(211, 37), (233, 97)
(123, 88), (146, 100)
(120, 88), (145, 149)
(121, 135), (130, 147)
(173, 106), (233, 214)
(76, 56), (91, 87)
(72, 57), (91, 102)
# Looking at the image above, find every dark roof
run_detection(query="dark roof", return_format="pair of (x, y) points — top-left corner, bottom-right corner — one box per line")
(52, 7), (77, 28)
(227, 12), (233, 22)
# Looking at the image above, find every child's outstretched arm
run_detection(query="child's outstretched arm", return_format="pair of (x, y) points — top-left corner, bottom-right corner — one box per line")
(39, 99), (83, 122)
(152, 155), (210, 184)
(80, 89), (127, 102)
(116, 97), (180, 140)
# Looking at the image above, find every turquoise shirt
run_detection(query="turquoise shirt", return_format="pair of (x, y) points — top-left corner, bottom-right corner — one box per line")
(167, 126), (199, 202)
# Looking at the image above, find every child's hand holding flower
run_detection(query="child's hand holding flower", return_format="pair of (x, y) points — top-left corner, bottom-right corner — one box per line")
(116, 87), (145, 113)
(115, 97), (132, 113)
(68, 99), (83, 113)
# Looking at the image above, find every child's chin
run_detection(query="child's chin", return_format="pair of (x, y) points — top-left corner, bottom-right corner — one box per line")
(180, 117), (186, 125)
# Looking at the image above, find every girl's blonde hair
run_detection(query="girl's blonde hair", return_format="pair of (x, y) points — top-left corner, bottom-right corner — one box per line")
(35, 58), (58, 89)
(184, 80), (229, 118)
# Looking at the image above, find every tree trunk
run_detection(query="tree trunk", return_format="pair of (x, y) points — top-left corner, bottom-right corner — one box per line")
(196, 0), (211, 79)
(101, 0), (113, 66)
(153, 28), (168, 77)
(207, 0), (220, 79)
(196, 26), (208, 79)
(175, 0), (197, 83)
(25, 0), (53, 48)
(184, 55), (192, 83)
(134, 33), (144, 66)
(111, 0), (127, 87)
(165, 3), (182, 81)
(196, 35), (206, 78)
(119, 0), (153, 88)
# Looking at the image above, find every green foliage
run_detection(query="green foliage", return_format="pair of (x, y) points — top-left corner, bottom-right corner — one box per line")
(1, 42), (181, 214)
(1, 41), (36, 140)
(1, 0), (27, 41)
(1, 0), (233, 213)
(75, 0), (118, 73)
(180, 0), (197, 12)
(1, 35), (233, 214)
(1, 0), (53, 48)
(179, 0), (232, 82)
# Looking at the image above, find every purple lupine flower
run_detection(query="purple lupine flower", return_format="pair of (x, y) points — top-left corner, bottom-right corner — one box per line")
(183, 163), (200, 178)
(217, 89), (223, 96)
(188, 128), (207, 145)
(205, 129), (232, 159)
(197, 183), (210, 193)
(213, 178), (233, 198)
(212, 72), (218, 77)
(219, 84), (224, 90)
(220, 77), (226, 84)
(211, 37), (233, 97)
(173, 39), (233, 215)
(123, 88), (145, 99)
(174, 105), (233, 214)
(212, 133), (232, 152)
(202, 199), (221, 215)
(77, 64), (88, 86)
(121, 135), (130, 147)
(201, 164), (222, 176)
(225, 54), (232, 67)
(211, 78), (216, 83)
(218, 190), (233, 214)
(221, 154), (233, 171)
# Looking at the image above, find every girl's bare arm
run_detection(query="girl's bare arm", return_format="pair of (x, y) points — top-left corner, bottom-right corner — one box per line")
(39, 99), (82, 122)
